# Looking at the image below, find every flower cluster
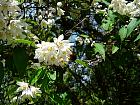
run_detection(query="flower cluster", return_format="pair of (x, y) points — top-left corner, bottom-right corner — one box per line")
(41, 18), (55, 28)
(110, 0), (140, 17)
(39, 2), (65, 30)
(34, 35), (73, 67)
(16, 81), (41, 100)
(0, 0), (27, 43)
(0, 0), (20, 18)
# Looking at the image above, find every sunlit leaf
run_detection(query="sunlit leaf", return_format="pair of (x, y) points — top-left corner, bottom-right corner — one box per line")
(94, 43), (105, 60)
(127, 18), (140, 37)
(108, 10), (116, 21)
(30, 68), (42, 85)
(134, 34), (140, 42)
(49, 71), (56, 81)
(75, 59), (88, 67)
(13, 39), (35, 47)
(112, 45), (119, 54)
(102, 20), (112, 31)
(80, 34), (89, 38)
(119, 26), (127, 41)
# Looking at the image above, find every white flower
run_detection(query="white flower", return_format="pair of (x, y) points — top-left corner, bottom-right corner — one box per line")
(41, 19), (55, 28)
(57, 2), (62, 7)
(16, 81), (42, 100)
(38, 15), (42, 20)
(8, 20), (27, 39)
(57, 7), (65, 16)
(134, 0), (140, 4)
(30, 86), (42, 97)
(16, 82), (29, 92)
(0, 19), (8, 40)
(110, 0), (140, 17)
(35, 41), (57, 60)
(53, 34), (64, 46)
(126, 2), (137, 13)
(35, 41), (58, 65)
(11, 96), (18, 103)
(48, 12), (53, 18)
(130, 9), (140, 17)
(110, 0), (127, 15)
(21, 88), (33, 99)
(1, 59), (5, 67)
(49, 7), (56, 13)
(0, 30), (8, 41)
(34, 35), (73, 67)
(84, 38), (91, 44)
(21, 86), (41, 98)
(126, 1), (140, 17)
(47, 19), (55, 28)
(41, 19), (48, 28)
(0, 0), (28, 43)
(0, 0), (20, 17)
(0, 19), (6, 30)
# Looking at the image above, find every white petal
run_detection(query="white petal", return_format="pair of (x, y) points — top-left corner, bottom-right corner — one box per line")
(58, 34), (64, 41)
(17, 81), (28, 87)
(53, 38), (57, 43)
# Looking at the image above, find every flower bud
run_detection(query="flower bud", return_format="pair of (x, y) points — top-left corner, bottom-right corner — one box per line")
(57, 2), (62, 7)
(38, 15), (42, 20)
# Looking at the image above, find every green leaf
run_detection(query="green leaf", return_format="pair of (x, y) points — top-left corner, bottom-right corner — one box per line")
(30, 68), (42, 85)
(101, 10), (116, 31)
(134, 34), (140, 42)
(49, 71), (56, 80)
(13, 47), (28, 76)
(112, 45), (119, 54)
(75, 59), (88, 67)
(127, 18), (140, 37)
(102, 0), (110, 6)
(108, 10), (116, 21)
(60, 92), (67, 100)
(119, 26), (127, 41)
(41, 73), (49, 90)
(13, 39), (35, 47)
(80, 34), (89, 38)
(94, 43), (105, 60)
(102, 20), (112, 31)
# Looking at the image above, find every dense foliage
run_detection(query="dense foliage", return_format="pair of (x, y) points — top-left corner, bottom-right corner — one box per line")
(0, 0), (140, 105)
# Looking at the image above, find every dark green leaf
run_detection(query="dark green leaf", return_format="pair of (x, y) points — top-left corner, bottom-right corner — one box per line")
(13, 47), (28, 76)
